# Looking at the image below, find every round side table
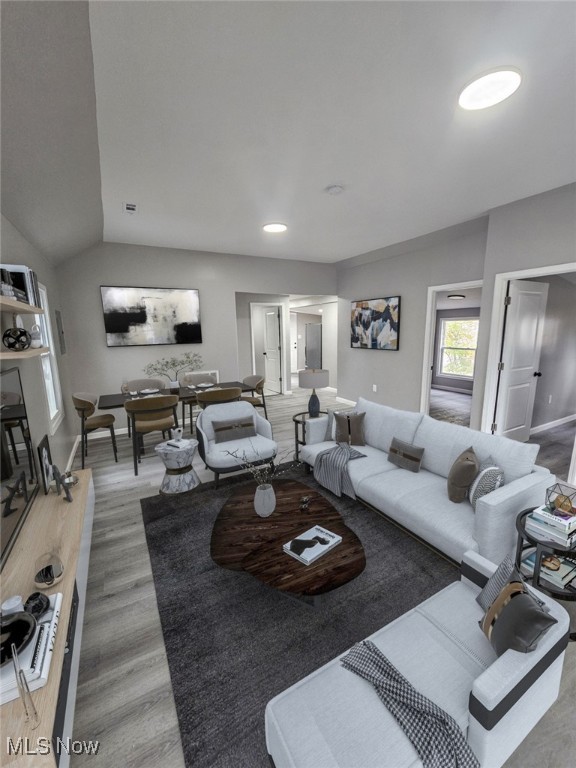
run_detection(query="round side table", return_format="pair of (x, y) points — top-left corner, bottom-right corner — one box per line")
(155, 438), (201, 494)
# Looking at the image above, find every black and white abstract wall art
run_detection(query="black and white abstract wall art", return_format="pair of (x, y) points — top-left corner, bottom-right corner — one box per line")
(100, 286), (202, 347)
(350, 296), (400, 350)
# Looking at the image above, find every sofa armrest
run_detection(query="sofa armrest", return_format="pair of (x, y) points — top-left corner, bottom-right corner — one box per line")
(469, 595), (569, 728)
(304, 414), (329, 445)
(473, 469), (551, 563)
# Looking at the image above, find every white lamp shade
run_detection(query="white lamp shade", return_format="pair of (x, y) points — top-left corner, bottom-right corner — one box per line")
(298, 369), (329, 389)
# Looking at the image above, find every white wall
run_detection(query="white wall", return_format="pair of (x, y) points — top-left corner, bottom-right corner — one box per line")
(321, 302), (338, 388)
(55, 242), (336, 399)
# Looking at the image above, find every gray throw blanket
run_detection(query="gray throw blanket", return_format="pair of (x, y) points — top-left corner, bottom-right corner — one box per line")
(313, 443), (365, 498)
(341, 641), (479, 768)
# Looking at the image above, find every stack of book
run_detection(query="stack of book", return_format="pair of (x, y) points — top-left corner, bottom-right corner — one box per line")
(524, 504), (576, 548)
(283, 525), (342, 565)
(521, 550), (576, 590)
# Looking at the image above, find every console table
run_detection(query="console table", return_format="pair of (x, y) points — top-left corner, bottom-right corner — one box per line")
(1, 469), (95, 767)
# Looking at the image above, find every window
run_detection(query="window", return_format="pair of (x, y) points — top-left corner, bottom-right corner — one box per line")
(36, 285), (64, 433)
(438, 317), (479, 379)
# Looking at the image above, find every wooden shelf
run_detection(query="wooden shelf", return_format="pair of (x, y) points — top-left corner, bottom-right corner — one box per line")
(0, 347), (49, 361)
(1, 470), (93, 767)
(0, 296), (44, 315)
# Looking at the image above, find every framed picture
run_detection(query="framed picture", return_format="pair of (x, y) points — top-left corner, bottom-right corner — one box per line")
(100, 286), (202, 347)
(37, 435), (53, 494)
(350, 296), (400, 350)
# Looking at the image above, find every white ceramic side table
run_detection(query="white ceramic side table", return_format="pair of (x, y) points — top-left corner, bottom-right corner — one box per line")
(155, 438), (201, 494)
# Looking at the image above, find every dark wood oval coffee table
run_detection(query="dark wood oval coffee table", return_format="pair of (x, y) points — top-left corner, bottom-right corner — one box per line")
(210, 479), (366, 603)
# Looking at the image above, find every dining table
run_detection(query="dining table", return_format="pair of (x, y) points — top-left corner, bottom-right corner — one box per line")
(98, 381), (254, 436)
(97, 381), (252, 410)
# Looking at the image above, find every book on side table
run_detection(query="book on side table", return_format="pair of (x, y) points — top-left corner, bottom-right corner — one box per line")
(283, 525), (342, 565)
(521, 550), (576, 589)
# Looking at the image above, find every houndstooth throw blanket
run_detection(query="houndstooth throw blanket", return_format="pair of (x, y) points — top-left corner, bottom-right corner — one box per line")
(341, 641), (479, 768)
(313, 443), (365, 498)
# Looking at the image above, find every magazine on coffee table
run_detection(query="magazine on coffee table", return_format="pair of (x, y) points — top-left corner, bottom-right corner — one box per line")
(283, 525), (342, 565)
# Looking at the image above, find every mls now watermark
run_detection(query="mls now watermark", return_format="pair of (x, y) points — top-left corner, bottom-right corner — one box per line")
(7, 737), (100, 756)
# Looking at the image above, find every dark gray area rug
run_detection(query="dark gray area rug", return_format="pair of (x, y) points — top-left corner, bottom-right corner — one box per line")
(141, 465), (457, 768)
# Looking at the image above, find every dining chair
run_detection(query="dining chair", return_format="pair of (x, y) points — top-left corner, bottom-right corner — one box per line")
(121, 378), (166, 436)
(179, 372), (218, 433)
(196, 387), (242, 410)
(72, 393), (118, 469)
(240, 375), (268, 418)
(124, 394), (179, 475)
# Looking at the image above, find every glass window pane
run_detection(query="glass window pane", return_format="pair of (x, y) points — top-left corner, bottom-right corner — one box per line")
(441, 348), (476, 377)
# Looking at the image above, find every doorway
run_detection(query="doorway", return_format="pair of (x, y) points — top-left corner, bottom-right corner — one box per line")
(483, 264), (576, 484)
(249, 303), (284, 395)
(421, 281), (482, 426)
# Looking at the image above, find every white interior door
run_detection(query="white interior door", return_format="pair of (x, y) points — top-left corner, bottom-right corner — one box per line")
(494, 279), (549, 441)
(264, 307), (281, 393)
(290, 312), (298, 372)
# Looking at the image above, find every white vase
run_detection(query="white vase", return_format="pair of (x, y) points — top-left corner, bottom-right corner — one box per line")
(254, 483), (276, 517)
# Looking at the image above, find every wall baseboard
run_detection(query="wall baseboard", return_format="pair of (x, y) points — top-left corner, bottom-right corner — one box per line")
(530, 413), (576, 435)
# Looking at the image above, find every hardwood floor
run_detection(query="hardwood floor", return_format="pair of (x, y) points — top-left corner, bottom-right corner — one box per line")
(430, 388), (575, 481)
(70, 388), (575, 768)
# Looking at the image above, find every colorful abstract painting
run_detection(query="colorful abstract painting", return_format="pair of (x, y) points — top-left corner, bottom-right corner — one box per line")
(100, 286), (202, 347)
(350, 296), (400, 350)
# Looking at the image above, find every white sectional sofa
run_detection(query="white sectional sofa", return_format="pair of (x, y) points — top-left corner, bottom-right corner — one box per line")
(299, 398), (552, 563)
(265, 551), (570, 768)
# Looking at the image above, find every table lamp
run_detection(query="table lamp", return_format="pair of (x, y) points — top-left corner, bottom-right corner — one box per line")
(298, 369), (329, 417)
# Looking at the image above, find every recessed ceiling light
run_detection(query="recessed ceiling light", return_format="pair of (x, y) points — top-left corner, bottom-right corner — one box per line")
(458, 68), (522, 110)
(447, 294), (466, 300)
(263, 223), (287, 233)
(318, 309), (323, 313)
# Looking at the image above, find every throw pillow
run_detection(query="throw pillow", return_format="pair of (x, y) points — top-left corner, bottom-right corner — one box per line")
(387, 437), (424, 473)
(334, 412), (366, 446)
(476, 554), (518, 610)
(469, 457), (504, 510)
(324, 407), (357, 441)
(212, 417), (256, 444)
(480, 580), (557, 656)
(447, 447), (479, 503)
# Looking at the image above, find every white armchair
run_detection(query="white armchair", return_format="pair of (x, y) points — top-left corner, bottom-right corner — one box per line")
(196, 401), (277, 487)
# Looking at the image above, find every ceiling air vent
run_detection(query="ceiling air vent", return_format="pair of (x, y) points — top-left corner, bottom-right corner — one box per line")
(122, 202), (137, 215)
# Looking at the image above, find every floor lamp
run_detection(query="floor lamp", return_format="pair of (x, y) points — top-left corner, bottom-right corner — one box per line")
(298, 369), (329, 417)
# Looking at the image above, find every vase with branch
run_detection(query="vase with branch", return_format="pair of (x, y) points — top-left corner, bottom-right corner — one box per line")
(224, 446), (296, 517)
(143, 352), (204, 391)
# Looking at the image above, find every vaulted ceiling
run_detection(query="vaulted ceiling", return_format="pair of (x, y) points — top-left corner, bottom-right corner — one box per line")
(2, 1), (575, 264)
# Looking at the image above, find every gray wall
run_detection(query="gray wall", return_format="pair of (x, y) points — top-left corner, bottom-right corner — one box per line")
(1, 216), (75, 469)
(336, 228), (488, 409)
(531, 275), (576, 428)
(55, 242), (336, 399)
(321, 302), (338, 389)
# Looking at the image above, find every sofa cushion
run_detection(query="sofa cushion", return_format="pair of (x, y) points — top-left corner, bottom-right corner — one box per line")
(447, 447), (479, 503)
(413, 415), (540, 483)
(265, 581), (490, 768)
(205, 434), (276, 469)
(301, 442), (398, 493)
(334, 412), (366, 446)
(357, 469), (479, 563)
(387, 438), (424, 472)
(476, 554), (518, 611)
(356, 398), (423, 452)
(199, 401), (258, 442)
(324, 406), (358, 441)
